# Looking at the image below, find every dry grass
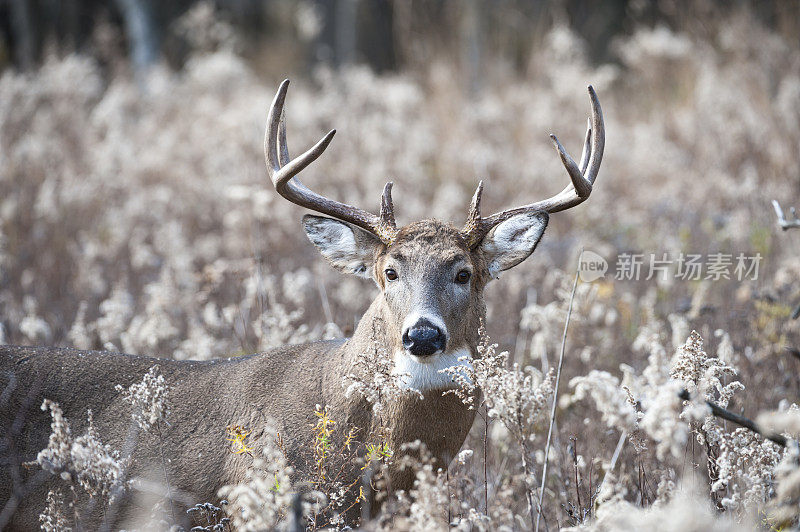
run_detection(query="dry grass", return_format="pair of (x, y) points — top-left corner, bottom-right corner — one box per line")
(2, 6), (800, 530)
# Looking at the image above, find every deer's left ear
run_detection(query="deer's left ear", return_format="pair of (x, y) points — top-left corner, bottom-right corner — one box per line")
(302, 215), (382, 279)
(480, 212), (549, 279)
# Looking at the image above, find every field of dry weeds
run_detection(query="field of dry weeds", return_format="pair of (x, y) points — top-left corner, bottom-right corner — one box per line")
(2, 5), (800, 531)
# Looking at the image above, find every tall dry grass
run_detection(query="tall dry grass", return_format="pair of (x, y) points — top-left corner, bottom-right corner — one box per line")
(2, 5), (800, 530)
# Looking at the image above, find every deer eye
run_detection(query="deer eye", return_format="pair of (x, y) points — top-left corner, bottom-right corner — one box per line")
(455, 270), (471, 284)
(385, 268), (398, 282)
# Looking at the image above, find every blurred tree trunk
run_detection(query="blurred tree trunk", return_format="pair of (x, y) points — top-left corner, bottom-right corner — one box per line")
(313, 0), (396, 72)
(358, 0), (396, 72)
(9, 0), (35, 70)
(460, 0), (484, 94)
(115, 0), (159, 72)
(336, 0), (358, 66)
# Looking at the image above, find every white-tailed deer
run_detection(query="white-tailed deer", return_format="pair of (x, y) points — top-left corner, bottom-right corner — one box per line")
(0, 79), (604, 529)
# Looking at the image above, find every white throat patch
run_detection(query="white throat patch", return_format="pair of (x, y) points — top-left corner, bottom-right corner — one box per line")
(392, 347), (473, 393)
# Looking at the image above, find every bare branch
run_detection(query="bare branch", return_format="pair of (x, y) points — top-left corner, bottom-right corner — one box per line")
(678, 389), (788, 447)
(772, 200), (800, 231)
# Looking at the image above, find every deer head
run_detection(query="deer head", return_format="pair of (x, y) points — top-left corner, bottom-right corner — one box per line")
(266, 79), (603, 389)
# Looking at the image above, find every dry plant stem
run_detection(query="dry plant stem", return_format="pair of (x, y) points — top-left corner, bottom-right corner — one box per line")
(0, 378), (51, 529)
(607, 429), (627, 473)
(360, 468), (372, 525)
(316, 278), (333, 324)
(155, 420), (176, 523)
(678, 390), (788, 447)
(446, 466), (452, 526)
(572, 445), (582, 513)
(519, 435), (544, 532)
(593, 429), (626, 509)
(483, 406), (489, 514)
(99, 421), (140, 531)
(535, 253), (581, 532)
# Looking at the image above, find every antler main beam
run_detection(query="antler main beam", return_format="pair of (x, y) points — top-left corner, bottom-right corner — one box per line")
(462, 85), (605, 249)
(265, 80), (398, 244)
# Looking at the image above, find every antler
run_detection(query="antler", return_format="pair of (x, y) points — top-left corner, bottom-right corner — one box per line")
(461, 85), (605, 249)
(265, 79), (399, 244)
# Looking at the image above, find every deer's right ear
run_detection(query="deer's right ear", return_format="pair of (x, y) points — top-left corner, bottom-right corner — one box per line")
(302, 215), (381, 279)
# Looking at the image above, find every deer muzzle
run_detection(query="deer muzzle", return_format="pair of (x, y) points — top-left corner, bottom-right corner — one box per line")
(402, 318), (447, 358)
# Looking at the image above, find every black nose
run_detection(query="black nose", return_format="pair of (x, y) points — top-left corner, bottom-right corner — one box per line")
(402, 320), (446, 357)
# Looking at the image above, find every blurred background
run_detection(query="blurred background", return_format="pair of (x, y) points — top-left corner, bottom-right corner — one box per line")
(2, 0), (800, 525)
(3, 1), (800, 83)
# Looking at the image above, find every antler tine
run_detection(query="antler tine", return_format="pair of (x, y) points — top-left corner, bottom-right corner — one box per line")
(277, 106), (290, 167)
(380, 182), (397, 229)
(578, 117), (592, 174)
(265, 80), (398, 244)
(266, 79), (290, 175)
(462, 180), (484, 238)
(462, 85), (604, 249)
(550, 133), (592, 198)
(584, 85), (605, 184)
